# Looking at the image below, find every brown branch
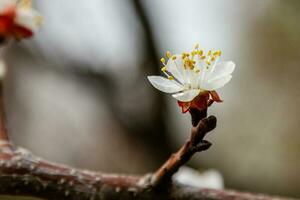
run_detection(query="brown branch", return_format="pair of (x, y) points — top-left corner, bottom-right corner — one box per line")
(0, 81), (13, 156)
(0, 81), (9, 142)
(149, 115), (216, 188)
(0, 147), (296, 200)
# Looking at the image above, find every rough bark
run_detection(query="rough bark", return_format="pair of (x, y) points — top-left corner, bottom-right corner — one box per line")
(0, 146), (296, 200)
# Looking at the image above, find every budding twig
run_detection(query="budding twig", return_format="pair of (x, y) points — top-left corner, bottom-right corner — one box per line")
(149, 115), (216, 189)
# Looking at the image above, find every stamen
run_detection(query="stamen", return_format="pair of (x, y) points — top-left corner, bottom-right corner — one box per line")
(166, 51), (172, 59)
(213, 50), (222, 56)
(160, 58), (166, 65)
(172, 56), (177, 60)
(197, 50), (203, 56)
(168, 76), (174, 80)
(161, 68), (170, 78)
(207, 50), (212, 56)
(34, 16), (43, 26)
(20, 0), (32, 8)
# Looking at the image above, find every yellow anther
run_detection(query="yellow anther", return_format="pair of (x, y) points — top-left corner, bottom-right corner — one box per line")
(200, 55), (206, 60)
(160, 58), (166, 65)
(168, 76), (174, 80)
(206, 61), (211, 66)
(197, 50), (203, 56)
(172, 56), (177, 60)
(207, 50), (212, 56)
(161, 66), (167, 72)
(213, 50), (222, 56)
(194, 43), (199, 49)
(34, 16), (43, 26)
(191, 51), (196, 57)
(20, 0), (32, 8)
(182, 53), (190, 59)
(166, 51), (172, 58)
(211, 56), (216, 62)
(195, 69), (200, 73)
(184, 58), (195, 70)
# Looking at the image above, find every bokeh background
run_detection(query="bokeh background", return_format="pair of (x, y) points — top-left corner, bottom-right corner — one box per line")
(1, 0), (300, 198)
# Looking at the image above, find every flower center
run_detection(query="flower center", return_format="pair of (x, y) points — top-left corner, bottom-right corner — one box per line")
(160, 44), (222, 76)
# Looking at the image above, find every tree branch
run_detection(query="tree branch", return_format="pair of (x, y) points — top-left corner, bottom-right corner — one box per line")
(0, 146), (295, 200)
(0, 82), (9, 142)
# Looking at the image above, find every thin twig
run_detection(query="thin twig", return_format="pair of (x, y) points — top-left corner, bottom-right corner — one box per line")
(148, 116), (216, 188)
(0, 81), (9, 142)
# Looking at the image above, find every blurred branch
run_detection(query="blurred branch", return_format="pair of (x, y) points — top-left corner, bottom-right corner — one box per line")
(75, 0), (171, 164)
(131, 0), (160, 70)
(0, 81), (13, 155)
(0, 82), (8, 142)
(129, 0), (172, 161)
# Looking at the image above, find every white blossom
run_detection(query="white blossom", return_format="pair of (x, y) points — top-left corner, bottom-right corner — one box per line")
(148, 45), (235, 103)
(0, 0), (42, 39)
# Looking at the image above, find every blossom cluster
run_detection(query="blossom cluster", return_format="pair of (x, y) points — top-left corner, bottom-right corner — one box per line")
(0, 0), (41, 40)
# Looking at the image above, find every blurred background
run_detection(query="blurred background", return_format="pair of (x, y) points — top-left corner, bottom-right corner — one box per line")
(1, 0), (300, 198)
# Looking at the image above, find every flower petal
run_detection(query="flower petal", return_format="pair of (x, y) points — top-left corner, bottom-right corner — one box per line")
(202, 75), (232, 91)
(148, 76), (183, 93)
(15, 7), (41, 34)
(0, 0), (16, 12)
(172, 89), (200, 102)
(206, 61), (235, 82)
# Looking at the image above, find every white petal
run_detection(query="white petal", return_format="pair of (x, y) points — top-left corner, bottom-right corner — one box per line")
(206, 61), (235, 82)
(172, 89), (200, 102)
(15, 7), (42, 33)
(174, 166), (224, 189)
(148, 76), (183, 93)
(166, 55), (185, 83)
(0, 0), (16, 12)
(202, 75), (232, 91)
